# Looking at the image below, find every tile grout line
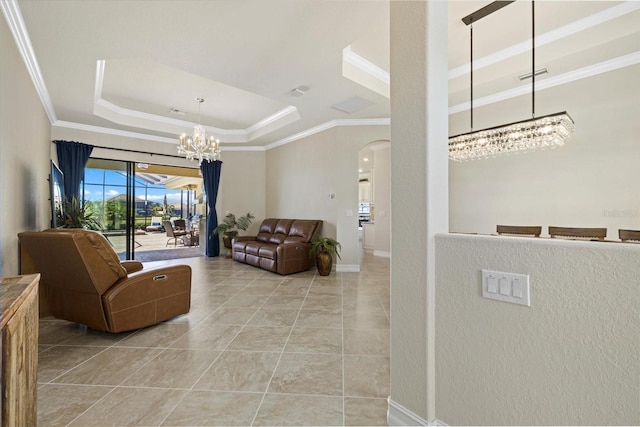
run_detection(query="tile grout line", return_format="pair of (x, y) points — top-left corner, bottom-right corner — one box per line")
(249, 271), (317, 426)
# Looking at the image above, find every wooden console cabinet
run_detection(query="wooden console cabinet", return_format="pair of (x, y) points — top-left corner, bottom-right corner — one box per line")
(0, 274), (39, 427)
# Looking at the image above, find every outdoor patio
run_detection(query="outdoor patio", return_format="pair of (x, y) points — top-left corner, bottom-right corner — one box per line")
(106, 230), (214, 262)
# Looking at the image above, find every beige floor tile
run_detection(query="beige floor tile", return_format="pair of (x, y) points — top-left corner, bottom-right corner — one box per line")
(227, 326), (292, 352)
(218, 277), (257, 286)
(295, 309), (343, 328)
(122, 348), (220, 388)
(68, 386), (186, 426)
(194, 350), (280, 392)
(344, 397), (388, 426)
(201, 307), (258, 325)
(302, 295), (343, 311)
(271, 284), (310, 296)
(285, 327), (343, 354)
(116, 322), (190, 348)
(38, 346), (106, 383)
(170, 324), (243, 350)
(56, 328), (133, 347)
(262, 295), (306, 310)
(208, 284), (246, 296)
(307, 283), (343, 296)
(52, 347), (161, 386)
(253, 393), (343, 426)
(268, 353), (343, 396)
(247, 308), (299, 327)
(344, 355), (390, 398)
(38, 384), (113, 427)
(38, 321), (89, 345)
(343, 310), (389, 330)
(161, 390), (263, 426)
(236, 283), (280, 296)
(222, 294), (270, 308)
(247, 278), (285, 287)
(344, 328), (390, 356)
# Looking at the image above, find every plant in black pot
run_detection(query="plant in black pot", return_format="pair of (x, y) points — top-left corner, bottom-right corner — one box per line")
(212, 212), (255, 251)
(310, 237), (341, 276)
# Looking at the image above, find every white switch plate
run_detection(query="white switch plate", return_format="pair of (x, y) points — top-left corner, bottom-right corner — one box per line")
(482, 269), (530, 306)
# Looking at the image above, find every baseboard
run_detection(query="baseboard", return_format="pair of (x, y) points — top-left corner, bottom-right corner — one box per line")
(336, 264), (360, 273)
(387, 398), (447, 426)
(373, 250), (391, 258)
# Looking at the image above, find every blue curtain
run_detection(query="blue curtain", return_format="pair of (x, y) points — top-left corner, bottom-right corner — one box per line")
(55, 140), (93, 202)
(200, 160), (223, 257)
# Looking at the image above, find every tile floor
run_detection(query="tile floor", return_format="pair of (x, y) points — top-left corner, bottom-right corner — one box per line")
(37, 251), (390, 426)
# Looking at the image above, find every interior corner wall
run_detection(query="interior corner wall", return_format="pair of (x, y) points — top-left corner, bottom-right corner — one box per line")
(0, 15), (51, 276)
(435, 234), (640, 425)
(265, 125), (390, 268)
(449, 65), (640, 237)
(216, 150), (266, 236)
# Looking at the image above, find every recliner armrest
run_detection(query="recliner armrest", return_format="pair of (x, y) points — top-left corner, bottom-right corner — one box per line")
(121, 260), (143, 274)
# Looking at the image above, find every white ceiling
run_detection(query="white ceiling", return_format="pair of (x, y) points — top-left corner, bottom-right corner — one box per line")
(4, 0), (640, 160)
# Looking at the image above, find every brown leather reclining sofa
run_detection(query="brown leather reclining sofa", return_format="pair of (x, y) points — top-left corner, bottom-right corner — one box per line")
(18, 228), (191, 333)
(232, 218), (322, 275)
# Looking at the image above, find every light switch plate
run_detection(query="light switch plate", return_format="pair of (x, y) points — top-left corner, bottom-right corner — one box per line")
(482, 269), (530, 306)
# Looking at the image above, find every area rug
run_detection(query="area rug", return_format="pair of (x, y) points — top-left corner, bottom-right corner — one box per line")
(134, 247), (202, 262)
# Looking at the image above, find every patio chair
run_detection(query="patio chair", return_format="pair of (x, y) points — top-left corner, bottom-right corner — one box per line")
(164, 220), (187, 246)
(146, 216), (164, 232)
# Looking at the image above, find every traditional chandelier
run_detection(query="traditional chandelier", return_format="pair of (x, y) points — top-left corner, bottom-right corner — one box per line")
(449, 1), (574, 162)
(178, 98), (221, 164)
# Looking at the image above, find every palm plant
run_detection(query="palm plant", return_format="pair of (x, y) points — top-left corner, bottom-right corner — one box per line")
(61, 196), (103, 230)
(213, 212), (255, 239)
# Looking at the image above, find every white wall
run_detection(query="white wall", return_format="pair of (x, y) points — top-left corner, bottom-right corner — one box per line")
(435, 233), (640, 425)
(449, 66), (640, 237)
(0, 15), (51, 276)
(266, 125), (390, 269)
(372, 144), (390, 256)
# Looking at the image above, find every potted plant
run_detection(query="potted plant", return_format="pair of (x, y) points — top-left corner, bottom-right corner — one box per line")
(61, 196), (103, 230)
(212, 212), (255, 249)
(310, 236), (341, 276)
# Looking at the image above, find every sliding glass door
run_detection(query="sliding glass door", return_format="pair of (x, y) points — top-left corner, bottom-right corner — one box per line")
(83, 159), (204, 261)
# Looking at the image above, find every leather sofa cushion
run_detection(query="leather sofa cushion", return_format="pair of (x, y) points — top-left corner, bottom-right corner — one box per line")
(256, 218), (279, 243)
(284, 220), (319, 243)
(258, 245), (277, 260)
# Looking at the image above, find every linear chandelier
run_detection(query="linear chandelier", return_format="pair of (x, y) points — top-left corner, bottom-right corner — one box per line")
(449, 1), (575, 162)
(178, 98), (221, 164)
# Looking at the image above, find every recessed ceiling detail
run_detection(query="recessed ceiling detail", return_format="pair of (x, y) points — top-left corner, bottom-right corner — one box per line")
(93, 60), (300, 144)
(331, 96), (375, 114)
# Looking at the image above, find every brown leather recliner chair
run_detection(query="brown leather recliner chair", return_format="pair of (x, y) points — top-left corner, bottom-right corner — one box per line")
(18, 229), (191, 333)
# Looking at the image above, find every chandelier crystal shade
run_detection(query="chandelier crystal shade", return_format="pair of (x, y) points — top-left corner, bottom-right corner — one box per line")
(177, 98), (221, 164)
(449, 1), (575, 162)
(449, 111), (574, 161)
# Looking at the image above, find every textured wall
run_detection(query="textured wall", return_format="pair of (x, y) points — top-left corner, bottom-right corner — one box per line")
(435, 234), (640, 425)
(372, 145), (390, 255)
(0, 15), (51, 276)
(389, 1), (449, 421)
(265, 125), (390, 268)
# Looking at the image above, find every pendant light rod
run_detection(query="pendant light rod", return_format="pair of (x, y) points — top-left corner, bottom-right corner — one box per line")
(531, 1), (536, 118)
(470, 24), (474, 130)
(461, 1), (515, 25)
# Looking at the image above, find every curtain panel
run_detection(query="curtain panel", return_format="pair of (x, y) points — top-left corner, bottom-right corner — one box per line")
(200, 160), (222, 257)
(54, 140), (93, 202)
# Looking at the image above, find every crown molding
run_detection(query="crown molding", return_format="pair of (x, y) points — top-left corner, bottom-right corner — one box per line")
(449, 1), (640, 80)
(343, 45), (390, 84)
(449, 51), (640, 114)
(265, 118), (391, 150)
(1, 0), (56, 123)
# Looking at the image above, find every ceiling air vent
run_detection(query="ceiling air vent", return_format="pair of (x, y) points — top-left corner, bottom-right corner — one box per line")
(331, 96), (374, 114)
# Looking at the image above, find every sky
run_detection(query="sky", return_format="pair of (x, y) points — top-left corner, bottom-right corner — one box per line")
(83, 168), (193, 206)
